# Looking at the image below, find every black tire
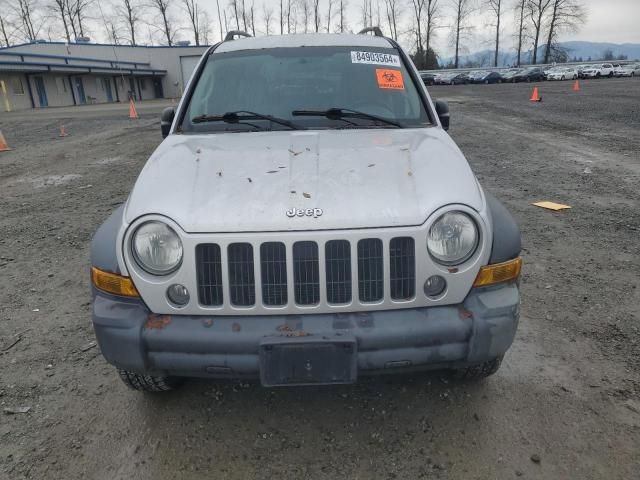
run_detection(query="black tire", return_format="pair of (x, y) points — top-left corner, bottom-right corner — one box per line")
(117, 368), (183, 392)
(608, 71), (613, 77)
(450, 356), (504, 381)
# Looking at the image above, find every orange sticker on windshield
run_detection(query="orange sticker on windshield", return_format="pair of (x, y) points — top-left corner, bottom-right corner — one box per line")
(376, 69), (404, 90)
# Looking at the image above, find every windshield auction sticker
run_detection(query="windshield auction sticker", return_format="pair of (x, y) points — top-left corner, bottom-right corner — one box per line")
(351, 51), (401, 67)
(375, 69), (405, 90)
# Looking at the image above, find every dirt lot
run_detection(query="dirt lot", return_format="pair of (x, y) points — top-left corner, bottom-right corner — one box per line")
(1, 78), (639, 480)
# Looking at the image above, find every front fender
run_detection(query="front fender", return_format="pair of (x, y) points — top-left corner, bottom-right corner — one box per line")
(485, 192), (521, 264)
(90, 205), (125, 274)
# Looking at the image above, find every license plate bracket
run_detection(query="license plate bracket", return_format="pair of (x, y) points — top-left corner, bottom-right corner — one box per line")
(259, 335), (357, 387)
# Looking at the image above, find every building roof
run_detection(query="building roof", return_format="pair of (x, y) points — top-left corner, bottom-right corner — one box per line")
(0, 50), (166, 76)
(216, 33), (393, 53)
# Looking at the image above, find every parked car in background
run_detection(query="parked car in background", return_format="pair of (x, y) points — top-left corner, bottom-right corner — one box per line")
(546, 67), (578, 81)
(450, 72), (471, 85)
(471, 71), (503, 84)
(420, 72), (436, 85)
(511, 67), (545, 82)
(576, 65), (589, 78)
(582, 63), (615, 78)
(466, 70), (486, 82)
(614, 64), (639, 77)
(434, 72), (457, 85)
(501, 69), (522, 82)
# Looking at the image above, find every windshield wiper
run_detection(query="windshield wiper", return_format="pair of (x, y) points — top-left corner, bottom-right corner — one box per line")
(291, 108), (404, 128)
(192, 111), (304, 130)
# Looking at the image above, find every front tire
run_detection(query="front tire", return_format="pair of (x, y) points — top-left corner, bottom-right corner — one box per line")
(118, 369), (183, 392)
(451, 356), (504, 380)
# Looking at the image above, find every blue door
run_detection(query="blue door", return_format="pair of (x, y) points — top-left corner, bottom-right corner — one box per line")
(104, 78), (113, 102)
(74, 77), (86, 104)
(34, 76), (48, 107)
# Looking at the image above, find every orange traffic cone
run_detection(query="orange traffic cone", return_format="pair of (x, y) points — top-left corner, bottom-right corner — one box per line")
(0, 130), (12, 152)
(59, 125), (68, 137)
(530, 87), (542, 102)
(573, 80), (580, 92)
(128, 99), (139, 119)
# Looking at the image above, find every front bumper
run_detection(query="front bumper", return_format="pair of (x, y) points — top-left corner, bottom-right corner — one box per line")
(92, 283), (520, 381)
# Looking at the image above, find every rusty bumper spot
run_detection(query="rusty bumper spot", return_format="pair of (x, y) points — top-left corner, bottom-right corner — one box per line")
(145, 314), (172, 330)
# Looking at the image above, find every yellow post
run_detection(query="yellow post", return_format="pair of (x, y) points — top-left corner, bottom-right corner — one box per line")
(0, 80), (12, 112)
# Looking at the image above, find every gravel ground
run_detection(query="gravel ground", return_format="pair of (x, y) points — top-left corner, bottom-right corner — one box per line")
(0, 78), (639, 480)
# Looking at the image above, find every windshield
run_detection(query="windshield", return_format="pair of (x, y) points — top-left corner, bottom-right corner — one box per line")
(181, 46), (431, 133)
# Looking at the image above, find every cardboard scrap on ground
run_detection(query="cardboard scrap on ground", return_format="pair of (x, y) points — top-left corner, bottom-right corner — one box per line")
(532, 201), (572, 211)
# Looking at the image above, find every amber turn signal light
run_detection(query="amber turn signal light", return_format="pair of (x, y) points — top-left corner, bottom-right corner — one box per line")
(91, 267), (139, 297)
(473, 257), (522, 288)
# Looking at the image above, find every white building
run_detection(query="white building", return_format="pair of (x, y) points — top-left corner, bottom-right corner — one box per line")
(0, 41), (209, 111)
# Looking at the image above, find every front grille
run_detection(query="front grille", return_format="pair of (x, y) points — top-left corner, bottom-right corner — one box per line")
(357, 238), (384, 302)
(260, 242), (287, 306)
(293, 241), (320, 305)
(195, 236), (417, 310)
(227, 243), (255, 306)
(389, 237), (416, 300)
(196, 244), (223, 306)
(325, 240), (352, 304)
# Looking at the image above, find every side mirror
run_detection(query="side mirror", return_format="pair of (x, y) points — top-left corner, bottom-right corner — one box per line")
(435, 100), (450, 131)
(161, 107), (175, 138)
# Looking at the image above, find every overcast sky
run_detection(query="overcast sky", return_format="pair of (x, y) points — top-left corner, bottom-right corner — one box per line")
(37, 0), (640, 56)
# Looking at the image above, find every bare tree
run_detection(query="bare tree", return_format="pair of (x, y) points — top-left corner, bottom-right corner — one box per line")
(261, 2), (273, 33)
(527, 0), (553, 64)
(299, 0), (310, 32)
(248, 0), (255, 35)
(424, 0), (438, 57)
(409, 0), (425, 54)
(69, 0), (92, 38)
(542, 0), (585, 63)
(199, 10), (212, 43)
(215, 0), (224, 39)
(486, 0), (502, 66)
(450, 0), (474, 68)
(115, 0), (140, 45)
(383, 0), (399, 40)
(0, 14), (12, 46)
(514, 0), (526, 65)
(230, 0), (240, 29)
(150, 0), (175, 45)
(183, 0), (200, 45)
(279, 0), (283, 33)
(49, 0), (72, 42)
(15, 0), (40, 41)
(241, 0), (247, 29)
(336, 0), (346, 31)
(312, 0), (320, 31)
(325, 0), (333, 31)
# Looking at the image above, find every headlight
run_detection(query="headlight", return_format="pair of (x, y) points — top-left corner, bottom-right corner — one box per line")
(132, 221), (183, 275)
(427, 211), (478, 265)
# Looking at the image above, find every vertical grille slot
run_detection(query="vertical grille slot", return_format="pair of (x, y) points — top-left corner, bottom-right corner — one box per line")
(325, 240), (352, 304)
(389, 237), (416, 300)
(358, 238), (383, 302)
(260, 242), (287, 306)
(227, 243), (255, 306)
(293, 241), (320, 305)
(196, 244), (223, 306)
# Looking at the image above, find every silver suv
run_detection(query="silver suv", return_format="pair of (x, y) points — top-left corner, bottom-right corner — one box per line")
(90, 29), (522, 391)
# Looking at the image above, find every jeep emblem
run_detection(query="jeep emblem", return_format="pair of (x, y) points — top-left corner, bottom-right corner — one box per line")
(286, 207), (323, 218)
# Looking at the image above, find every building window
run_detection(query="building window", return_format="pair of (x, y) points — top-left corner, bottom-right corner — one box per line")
(140, 79), (146, 90)
(12, 78), (25, 95)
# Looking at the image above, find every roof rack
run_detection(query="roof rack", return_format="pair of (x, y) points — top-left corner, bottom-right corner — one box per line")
(224, 31), (252, 41)
(358, 27), (384, 37)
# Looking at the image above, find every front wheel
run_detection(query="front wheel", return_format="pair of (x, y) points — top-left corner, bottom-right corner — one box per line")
(450, 356), (504, 380)
(118, 369), (183, 392)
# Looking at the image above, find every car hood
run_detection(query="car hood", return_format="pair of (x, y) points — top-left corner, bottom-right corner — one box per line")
(125, 128), (483, 233)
